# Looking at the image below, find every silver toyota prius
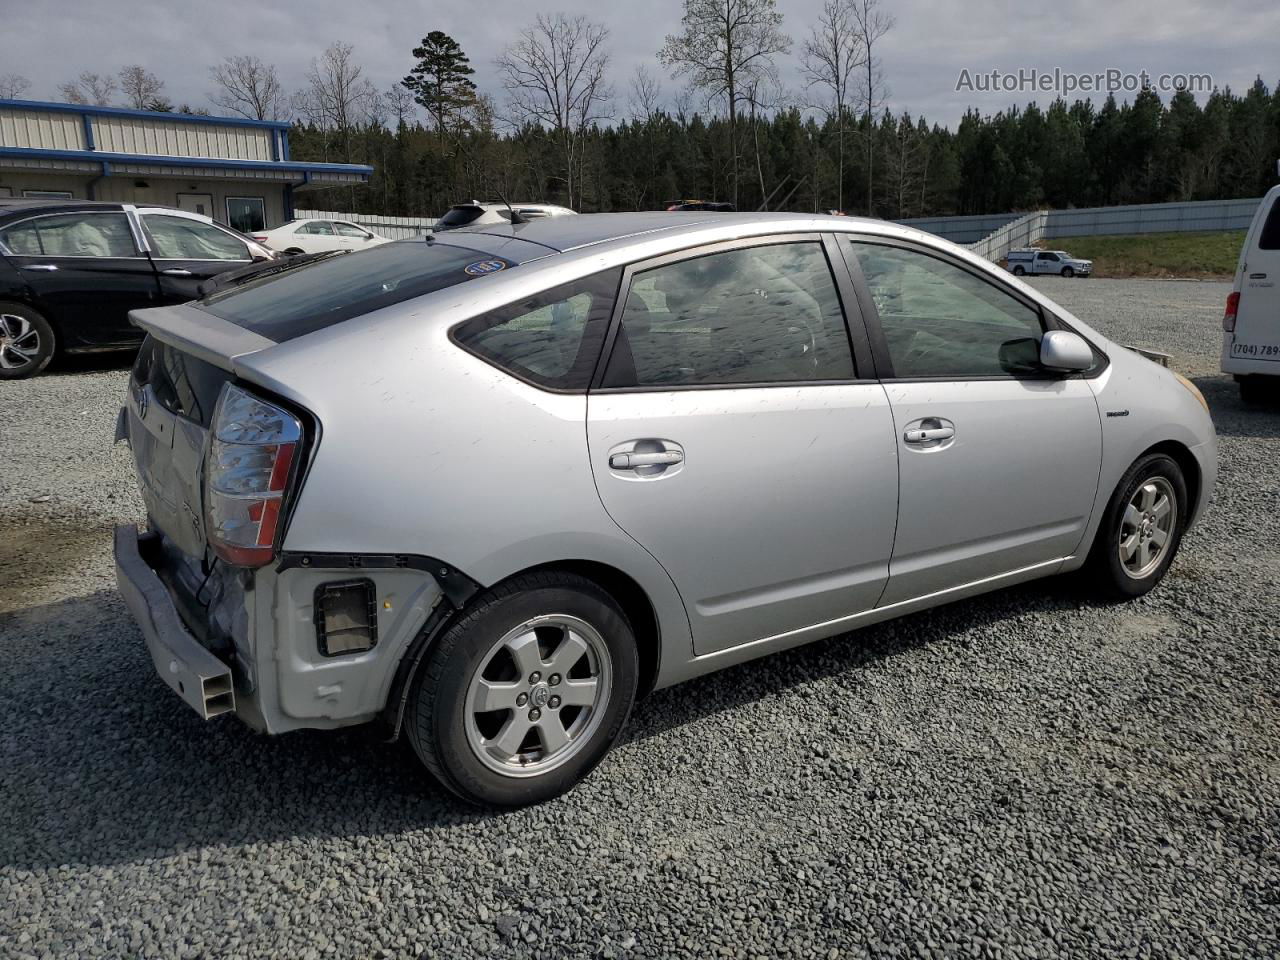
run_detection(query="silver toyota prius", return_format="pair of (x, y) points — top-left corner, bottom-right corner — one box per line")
(114, 212), (1217, 806)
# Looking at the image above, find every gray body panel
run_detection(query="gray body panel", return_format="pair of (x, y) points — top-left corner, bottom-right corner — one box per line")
(118, 212), (1218, 729)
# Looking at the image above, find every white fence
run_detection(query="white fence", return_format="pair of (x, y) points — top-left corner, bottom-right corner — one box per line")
(295, 208), (435, 239)
(900, 196), (1265, 261)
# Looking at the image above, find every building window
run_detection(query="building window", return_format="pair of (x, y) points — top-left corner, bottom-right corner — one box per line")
(22, 190), (74, 199)
(226, 197), (266, 234)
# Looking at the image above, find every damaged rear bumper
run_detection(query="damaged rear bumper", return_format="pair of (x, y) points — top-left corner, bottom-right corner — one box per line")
(113, 523), (236, 720)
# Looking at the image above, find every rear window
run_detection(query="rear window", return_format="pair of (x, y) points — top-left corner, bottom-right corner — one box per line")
(198, 241), (513, 342)
(439, 206), (485, 228)
(1259, 199), (1280, 251)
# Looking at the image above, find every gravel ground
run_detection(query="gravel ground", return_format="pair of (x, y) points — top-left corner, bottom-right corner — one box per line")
(1, 278), (1277, 959)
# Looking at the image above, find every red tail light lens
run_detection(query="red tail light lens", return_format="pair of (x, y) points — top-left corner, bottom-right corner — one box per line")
(206, 384), (302, 567)
(1223, 291), (1240, 332)
(252, 235), (269, 243)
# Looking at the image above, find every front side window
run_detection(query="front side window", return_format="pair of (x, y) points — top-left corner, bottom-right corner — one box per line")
(601, 241), (855, 388)
(226, 197), (266, 234)
(847, 240), (1046, 379)
(452, 269), (622, 390)
(143, 214), (249, 261)
(0, 212), (137, 258)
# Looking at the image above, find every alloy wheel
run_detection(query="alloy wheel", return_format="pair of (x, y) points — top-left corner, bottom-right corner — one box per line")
(0, 313), (41, 372)
(1118, 477), (1177, 578)
(463, 614), (612, 777)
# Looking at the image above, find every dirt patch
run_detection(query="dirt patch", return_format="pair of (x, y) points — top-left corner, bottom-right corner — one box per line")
(0, 512), (105, 615)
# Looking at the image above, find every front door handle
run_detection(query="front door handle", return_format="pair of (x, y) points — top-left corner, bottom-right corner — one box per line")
(904, 425), (955, 444)
(24, 263), (58, 271)
(609, 450), (684, 470)
(161, 268), (194, 277)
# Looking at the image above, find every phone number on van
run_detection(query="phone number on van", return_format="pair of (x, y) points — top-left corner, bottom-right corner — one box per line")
(1230, 342), (1280, 359)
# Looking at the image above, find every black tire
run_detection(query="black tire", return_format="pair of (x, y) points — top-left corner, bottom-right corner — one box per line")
(406, 571), (638, 807)
(284, 247), (305, 256)
(1061, 266), (1075, 278)
(1012, 265), (1026, 276)
(1239, 375), (1275, 406)
(1086, 453), (1188, 600)
(0, 301), (56, 379)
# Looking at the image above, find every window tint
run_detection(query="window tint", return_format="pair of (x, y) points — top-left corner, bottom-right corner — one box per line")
(1259, 198), (1280, 251)
(144, 215), (249, 260)
(333, 222), (369, 238)
(452, 269), (621, 390)
(201, 241), (513, 342)
(601, 242), (854, 388)
(298, 221), (334, 235)
(0, 212), (136, 257)
(847, 241), (1046, 378)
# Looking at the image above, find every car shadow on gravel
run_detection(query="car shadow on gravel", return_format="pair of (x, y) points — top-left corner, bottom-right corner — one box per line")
(0, 574), (1107, 871)
(45, 350), (136, 375)
(1192, 374), (1280, 436)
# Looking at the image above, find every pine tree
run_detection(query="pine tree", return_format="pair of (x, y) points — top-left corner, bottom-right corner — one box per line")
(402, 31), (477, 145)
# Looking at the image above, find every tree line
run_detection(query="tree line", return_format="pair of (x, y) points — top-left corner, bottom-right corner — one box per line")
(3, 0), (1279, 220)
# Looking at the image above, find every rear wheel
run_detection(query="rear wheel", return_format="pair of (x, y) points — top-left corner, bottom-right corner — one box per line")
(0, 302), (55, 380)
(1012, 265), (1026, 276)
(1061, 266), (1075, 278)
(1086, 453), (1187, 599)
(1239, 375), (1275, 405)
(406, 572), (638, 807)
(284, 247), (305, 256)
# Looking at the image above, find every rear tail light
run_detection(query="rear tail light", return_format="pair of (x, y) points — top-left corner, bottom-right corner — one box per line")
(206, 384), (303, 567)
(252, 235), (269, 243)
(1223, 291), (1240, 332)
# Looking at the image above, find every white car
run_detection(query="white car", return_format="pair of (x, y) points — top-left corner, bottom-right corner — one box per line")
(1007, 248), (1093, 278)
(255, 218), (391, 255)
(1222, 181), (1280, 403)
(435, 201), (577, 232)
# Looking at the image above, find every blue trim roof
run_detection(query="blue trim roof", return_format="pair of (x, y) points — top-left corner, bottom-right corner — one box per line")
(0, 97), (292, 130)
(0, 145), (373, 178)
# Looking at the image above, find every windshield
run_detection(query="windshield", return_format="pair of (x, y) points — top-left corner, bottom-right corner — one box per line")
(198, 241), (513, 342)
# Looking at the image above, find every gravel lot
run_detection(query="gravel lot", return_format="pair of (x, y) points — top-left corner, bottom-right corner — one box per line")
(1, 278), (1277, 959)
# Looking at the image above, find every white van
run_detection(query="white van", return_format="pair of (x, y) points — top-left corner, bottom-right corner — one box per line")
(1222, 183), (1280, 402)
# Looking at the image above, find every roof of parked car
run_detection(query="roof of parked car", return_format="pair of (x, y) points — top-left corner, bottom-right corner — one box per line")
(450, 210), (887, 254)
(0, 198), (127, 216)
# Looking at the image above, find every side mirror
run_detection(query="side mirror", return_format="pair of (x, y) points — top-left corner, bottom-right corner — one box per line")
(1039, 330), (1093, 372)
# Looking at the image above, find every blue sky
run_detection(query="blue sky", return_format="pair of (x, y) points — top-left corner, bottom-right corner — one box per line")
(5, 0), (1277, 127)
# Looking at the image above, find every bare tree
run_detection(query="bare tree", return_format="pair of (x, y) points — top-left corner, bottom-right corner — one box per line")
(801, 0), (865, 211)
(297, 42), (379, 160)
(0, 74), (32, 99)
(629, 65), (662, 123)
(496, 14), (612, 209)
(58, 71), (117, 106)
(850, 0), (894, 215)
(659, 0), (790, 207)
(383, 84), (417, 130)
(118, 65), (164, 109)
(210, 55), (285, 121)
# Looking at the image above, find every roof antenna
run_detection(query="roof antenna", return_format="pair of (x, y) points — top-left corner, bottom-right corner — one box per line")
(495, 192), (528, 225)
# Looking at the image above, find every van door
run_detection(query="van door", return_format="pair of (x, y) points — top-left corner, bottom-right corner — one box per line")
(1229, 194), (1280, 367)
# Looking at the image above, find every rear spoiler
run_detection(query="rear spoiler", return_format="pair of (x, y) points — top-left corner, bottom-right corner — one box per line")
(129, 303), (276, 374)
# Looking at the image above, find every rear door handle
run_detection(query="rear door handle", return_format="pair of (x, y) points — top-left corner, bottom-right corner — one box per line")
(24, 263), (58, 271)
(161, 268), (193, 277)
(904, 426), (954, 443)
(609, 450), (684, 470)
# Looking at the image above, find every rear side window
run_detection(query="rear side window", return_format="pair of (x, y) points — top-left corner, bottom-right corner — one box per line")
(439, 206), (485, 228)
(200, 241), (514, 342)
(1259, 199), (1280, 251)
(601, 241), (855, 388)
(451, 269), (621, 391)
(0, 212), (137, 257)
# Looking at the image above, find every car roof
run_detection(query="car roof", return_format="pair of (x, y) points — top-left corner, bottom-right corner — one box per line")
(0, 198), (127, 218)
(448, 211), (890, 254)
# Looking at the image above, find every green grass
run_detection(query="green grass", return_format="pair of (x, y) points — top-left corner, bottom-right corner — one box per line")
(1038, 231), (1245, 279)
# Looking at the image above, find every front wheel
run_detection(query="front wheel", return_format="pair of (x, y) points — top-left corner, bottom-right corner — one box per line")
(1086, 453), (1187, 599)
(1061, 266), (1075, 278)
(406, 572), (638, 807)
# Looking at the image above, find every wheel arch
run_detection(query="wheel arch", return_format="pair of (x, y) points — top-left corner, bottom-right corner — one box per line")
(1141, 439), (1201, 524)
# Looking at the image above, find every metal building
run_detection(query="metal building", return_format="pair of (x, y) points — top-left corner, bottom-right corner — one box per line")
(0, 98), (372, 232)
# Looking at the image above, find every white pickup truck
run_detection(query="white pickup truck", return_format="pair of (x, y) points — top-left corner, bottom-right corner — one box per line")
(1006, 248), (1093, 278)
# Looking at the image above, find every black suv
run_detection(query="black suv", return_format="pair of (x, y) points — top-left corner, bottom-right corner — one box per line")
(0, 199), (274, 378)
